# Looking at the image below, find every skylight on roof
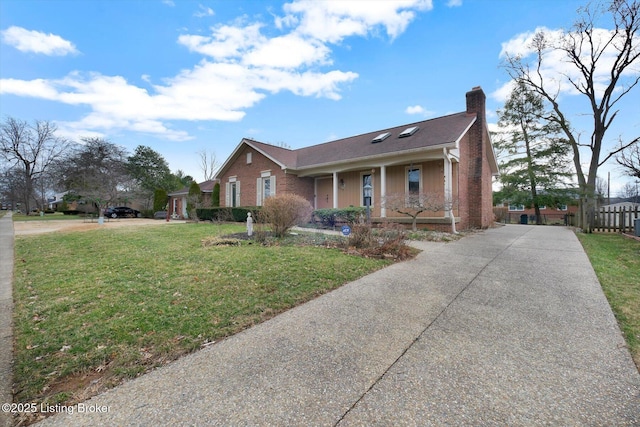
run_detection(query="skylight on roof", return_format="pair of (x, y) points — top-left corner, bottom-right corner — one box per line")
(398, 126), (419, 138)
(371, 132), (391, 143)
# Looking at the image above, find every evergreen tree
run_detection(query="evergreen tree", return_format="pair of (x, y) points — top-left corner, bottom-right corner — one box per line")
(153, 188), (168, 212)
(494, 81), (573, 224)
(187, 181), (201, 220)
(211, 182), (220, 207)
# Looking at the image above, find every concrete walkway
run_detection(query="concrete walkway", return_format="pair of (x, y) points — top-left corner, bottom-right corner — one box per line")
(17, 225), (640, 425)
(0, 213), (14, 427)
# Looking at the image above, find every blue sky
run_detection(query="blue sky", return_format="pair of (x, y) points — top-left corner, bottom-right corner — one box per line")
(1, 0), (638, 196)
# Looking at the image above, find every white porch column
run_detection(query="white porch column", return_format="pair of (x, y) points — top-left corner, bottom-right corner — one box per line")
(332, 171), (339, 208)
(443, 149), (457, 234)
(380, 165), (387, 217)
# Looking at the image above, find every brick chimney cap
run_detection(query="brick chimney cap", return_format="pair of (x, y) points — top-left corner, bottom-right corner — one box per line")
(471, 86), (482, 91)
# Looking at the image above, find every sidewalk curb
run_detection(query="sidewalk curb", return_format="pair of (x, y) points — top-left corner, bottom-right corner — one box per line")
(0, 212), (15, 427)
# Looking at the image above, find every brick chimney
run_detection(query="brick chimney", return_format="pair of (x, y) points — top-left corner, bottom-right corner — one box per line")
(465, 86), (489, 229)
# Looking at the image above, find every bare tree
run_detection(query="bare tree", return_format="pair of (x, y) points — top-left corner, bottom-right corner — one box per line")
(53, 138), (132, 217)
(619, 181), (640, 201)
(382, 191), (457, 233)
(198, 149), (218, 181)
(502, 0), (640, 231)
(0, 117), (70, 212)
(616, 137), (640, 178)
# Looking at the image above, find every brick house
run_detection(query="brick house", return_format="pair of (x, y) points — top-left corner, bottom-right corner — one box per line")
(167, 179), (217, 219)
(215, 87), (499, 230)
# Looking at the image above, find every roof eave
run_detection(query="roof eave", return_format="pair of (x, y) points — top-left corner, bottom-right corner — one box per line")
(295, 142), (457, 176)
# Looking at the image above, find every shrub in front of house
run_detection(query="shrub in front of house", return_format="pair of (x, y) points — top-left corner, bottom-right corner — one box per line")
(259, 194), (313, 238)
(153, 188), (168, 212)
(140, 209), (154, 218)
(211, 182), (220, 207)
(62, 210), (81, 215)
(197, 207), (261, 222)
(313, 207), (366, 228)
(346, 222), (412, 260)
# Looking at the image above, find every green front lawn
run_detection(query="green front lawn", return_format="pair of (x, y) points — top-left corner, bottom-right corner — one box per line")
(578, 233), (640, 370)
(13, 223), (391, 411)
(12, 212), (85, 221)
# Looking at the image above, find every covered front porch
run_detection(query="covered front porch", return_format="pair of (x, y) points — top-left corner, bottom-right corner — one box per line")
(300, 148), (460, 228)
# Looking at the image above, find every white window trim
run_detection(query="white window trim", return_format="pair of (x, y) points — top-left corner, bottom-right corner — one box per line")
(246, 152), (252, 164)
(226, 177), (240, 207)
(361, 172), (374, 207)
(508, 204), (524, 211)
(256, 172), (276, 206)
(405, 165), (422, 194)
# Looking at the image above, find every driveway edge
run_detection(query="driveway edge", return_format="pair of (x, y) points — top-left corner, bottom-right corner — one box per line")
(0, 212), (14, 427)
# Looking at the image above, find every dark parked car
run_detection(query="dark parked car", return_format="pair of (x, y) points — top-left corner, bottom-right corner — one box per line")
(104, 206), (141, 218)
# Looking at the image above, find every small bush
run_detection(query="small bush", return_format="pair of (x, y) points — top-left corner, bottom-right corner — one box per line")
(314, 207), (366, 227)
(348, 223), (373, 249)
(62, 210), (80, 215)
(346, 222), (413, 261)
(260, 194), (313, 238)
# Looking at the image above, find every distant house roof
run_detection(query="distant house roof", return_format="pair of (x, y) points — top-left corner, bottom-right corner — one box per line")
(216, 111), (492, 178)
(168, 179), (217, 197)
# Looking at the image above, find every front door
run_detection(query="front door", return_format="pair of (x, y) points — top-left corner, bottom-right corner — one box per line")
(316, 177), (333, 209)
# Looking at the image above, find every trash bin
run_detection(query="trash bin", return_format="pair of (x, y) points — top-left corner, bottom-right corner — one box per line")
(520, 214), (528, 224)
(635, 218), (640, 237)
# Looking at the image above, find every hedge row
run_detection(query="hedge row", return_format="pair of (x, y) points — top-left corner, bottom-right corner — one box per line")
(313, 207), (366, 227)
(196, 207), (261, 222)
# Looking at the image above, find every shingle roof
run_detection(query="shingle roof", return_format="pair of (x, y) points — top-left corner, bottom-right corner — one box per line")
(241, 112), (475, 171)
(295, 112), (475, 169)
(168, 179), (217, 196)
(216, 110), (482, 179)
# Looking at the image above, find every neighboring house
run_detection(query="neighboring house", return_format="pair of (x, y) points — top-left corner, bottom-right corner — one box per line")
(215, 87), (499, 231)
(501, 202), (579, 225)
(168, 180), (217, 219)
(48, 191), (78, 211)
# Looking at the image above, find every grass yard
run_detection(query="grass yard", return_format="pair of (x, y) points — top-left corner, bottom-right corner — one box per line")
(578, 233), (640, 370)
(13, 223), (391, 414)
(12, 212), (84, 221)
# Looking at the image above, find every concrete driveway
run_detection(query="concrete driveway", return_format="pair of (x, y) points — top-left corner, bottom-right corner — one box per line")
(21, 224), (640, 426)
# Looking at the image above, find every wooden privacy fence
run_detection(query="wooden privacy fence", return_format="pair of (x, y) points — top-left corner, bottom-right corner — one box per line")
(594, 206), (640, 233)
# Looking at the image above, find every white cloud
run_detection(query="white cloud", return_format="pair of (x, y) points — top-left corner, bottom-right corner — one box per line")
(446, 0), (462, 7)
(1, 1), (432, 141)
(194, 4), (214, 18)
(405, 105), (425, 115)
(405, 104), (434, 117)
(178, 23), (265, 60)
(243, 34), (331, 68)
(1, 26), (78, 56)
(281, 0), (433, 43)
